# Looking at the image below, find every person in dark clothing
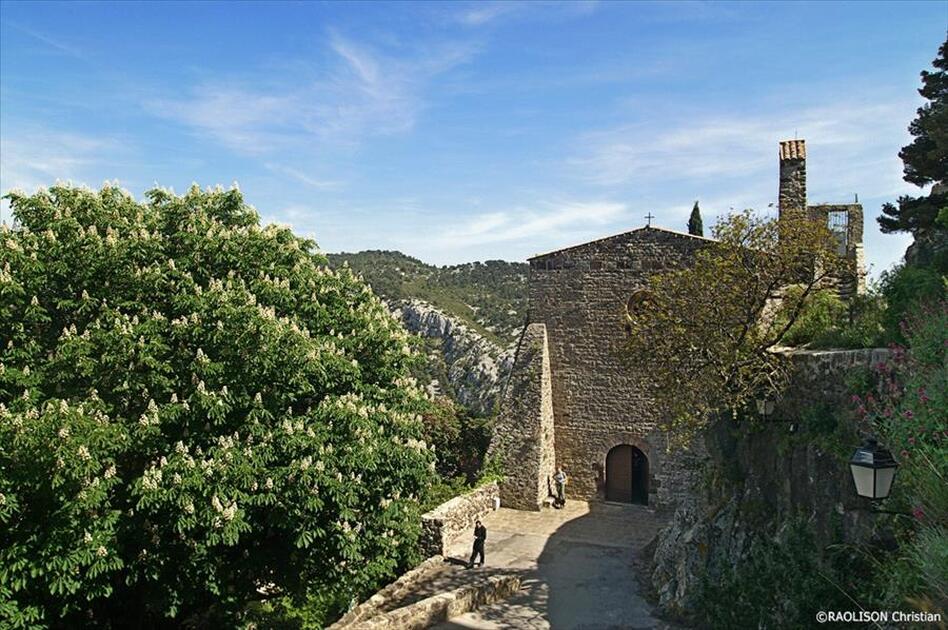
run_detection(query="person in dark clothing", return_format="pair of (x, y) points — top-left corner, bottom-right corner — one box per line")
(467, 519), (487, 568)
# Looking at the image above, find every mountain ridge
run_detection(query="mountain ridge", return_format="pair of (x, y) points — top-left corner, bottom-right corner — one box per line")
(327, 250), (528, 346)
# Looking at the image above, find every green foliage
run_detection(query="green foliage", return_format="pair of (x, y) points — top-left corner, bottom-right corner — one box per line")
(624, 209), (846, 441)
(854, 302), (947, 614)
(696, 520), (862, 629)
(778, 287), (847, 346)
(879, 264), (946, 343)
(776, 286), (886, 349)
(419, 397), (492, 484)
(879, 37), (948, 239)
(687, 201), (704, 237)
(0, 185), (435, 627)
(327, 251), (527, 346)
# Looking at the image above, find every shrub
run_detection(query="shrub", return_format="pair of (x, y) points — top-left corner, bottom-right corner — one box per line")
(879, 264), (945, 343)
(777, 286), (886, 349)
(0, 185), (434, 627)
(854, 301), (947, 614)
(777, 287), (847, 347)
(696, 520), (861, 629)
(420, 397), (492, 484)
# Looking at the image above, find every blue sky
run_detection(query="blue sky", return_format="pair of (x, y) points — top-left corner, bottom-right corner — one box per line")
(1, 1), (945, 275)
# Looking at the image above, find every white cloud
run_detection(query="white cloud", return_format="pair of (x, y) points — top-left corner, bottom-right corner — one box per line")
(0, 131), (119, 224)
(456, 2), (521, 26)
(6, 22), (85, 59)
(147, 33), (476, 155)
(453, 1), (599, 27)
(264, 163), (344, 190)
(573, 98), (916, 198)
(432, 200), (628, 247)
(566, 92), (925, 278)
(0, 133), (116, 193)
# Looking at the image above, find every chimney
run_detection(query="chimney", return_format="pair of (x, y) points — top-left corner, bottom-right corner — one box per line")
(778, 139), (807, 218)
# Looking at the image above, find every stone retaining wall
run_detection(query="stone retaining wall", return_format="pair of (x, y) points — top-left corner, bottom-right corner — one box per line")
(651, 348), (888, 615)
(349, 574), (522, 629)
(419, 482), (499, 558)
(329, 556), (446, 629)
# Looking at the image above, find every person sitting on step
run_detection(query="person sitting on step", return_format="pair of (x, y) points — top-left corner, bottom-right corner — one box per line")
(554, 467), (568, 508)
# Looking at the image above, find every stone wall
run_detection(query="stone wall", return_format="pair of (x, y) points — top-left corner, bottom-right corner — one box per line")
(486, 323), (556, 510)
(332, 572), (522, 629)
(778, 139), (807, 217)
(778, 138), (866, 298)
(650, 348), (887, 616)
(807, 203), (866, 299)
(527, 227), (710, 508)
(419, 482), (500, 557)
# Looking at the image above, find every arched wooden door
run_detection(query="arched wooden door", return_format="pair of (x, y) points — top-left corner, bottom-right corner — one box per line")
(605, 444), (649, 505)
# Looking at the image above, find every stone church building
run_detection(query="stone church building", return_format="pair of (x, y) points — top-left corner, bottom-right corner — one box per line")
(488, 139), (866, 511)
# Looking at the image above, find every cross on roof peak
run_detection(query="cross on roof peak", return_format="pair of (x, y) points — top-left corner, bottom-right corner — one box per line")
(645, 213), (655, 227)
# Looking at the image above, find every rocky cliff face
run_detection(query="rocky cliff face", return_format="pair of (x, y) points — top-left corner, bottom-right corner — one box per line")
(391, 299), (516, 416)
(650, 349), (888, 616)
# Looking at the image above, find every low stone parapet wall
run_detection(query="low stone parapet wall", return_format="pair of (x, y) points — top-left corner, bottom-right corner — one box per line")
(419, 482), (499, 558)
(336, 574), (522, 630)
(329, 556), (445, 628)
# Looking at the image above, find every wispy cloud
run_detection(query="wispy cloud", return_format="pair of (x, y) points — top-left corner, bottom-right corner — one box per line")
(148, 33), (476, 155)
(0, 132), (116, 193)
(432, 200), (628, 248)
(264, 163), (344, 190)
(568, 92), (922, 277)
(455, 2), (521, 26)
(0, 131), (121, 224)
(453, 1), (598, 27)
(572, 96), (916, 199)
(6, 21), (85, 59)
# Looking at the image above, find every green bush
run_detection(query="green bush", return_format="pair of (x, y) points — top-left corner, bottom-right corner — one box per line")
(0, 185), (434, 628)
(818, 291), (886, 349)
(879, 264), (945, 343)
(856, 301), (948, 614)
(777, 285), (886, 349)
(696, 520), (862, 629)
(778, 287), (847, 347)
(420, 397), (492, 485)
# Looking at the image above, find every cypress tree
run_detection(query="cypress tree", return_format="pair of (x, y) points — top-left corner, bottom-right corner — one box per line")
(688, 200), (704, 237)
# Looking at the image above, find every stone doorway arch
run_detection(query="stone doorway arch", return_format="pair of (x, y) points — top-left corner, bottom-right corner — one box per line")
(605, 444), (649, 505)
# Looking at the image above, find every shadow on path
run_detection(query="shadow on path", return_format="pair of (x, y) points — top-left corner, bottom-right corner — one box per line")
(436, 502), (681, 629)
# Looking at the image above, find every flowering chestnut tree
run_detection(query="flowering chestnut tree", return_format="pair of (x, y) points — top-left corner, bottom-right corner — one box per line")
(0, 184), (434, 627)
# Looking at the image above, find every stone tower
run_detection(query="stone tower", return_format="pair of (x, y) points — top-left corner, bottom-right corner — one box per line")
(778, 139), (807, 218)
(778, 138), (866, 298)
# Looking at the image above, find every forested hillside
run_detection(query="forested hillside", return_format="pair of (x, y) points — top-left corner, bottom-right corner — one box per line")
(327, 250), (528, 346)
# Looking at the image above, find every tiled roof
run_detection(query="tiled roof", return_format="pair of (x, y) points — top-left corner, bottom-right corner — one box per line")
(779, 139), (806, 160)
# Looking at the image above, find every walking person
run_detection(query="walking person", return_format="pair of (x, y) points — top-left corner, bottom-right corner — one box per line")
(554, 467), (568, 508)
(467, 519), (487, 569)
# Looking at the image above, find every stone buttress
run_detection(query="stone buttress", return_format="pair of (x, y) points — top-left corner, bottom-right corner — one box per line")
(487, 323), (556, 511)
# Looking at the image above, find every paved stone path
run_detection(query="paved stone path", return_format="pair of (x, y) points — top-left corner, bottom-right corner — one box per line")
(428, 500), (683, 630)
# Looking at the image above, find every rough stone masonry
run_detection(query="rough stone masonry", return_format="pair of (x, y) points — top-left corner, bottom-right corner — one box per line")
(489, 139), (867, 511)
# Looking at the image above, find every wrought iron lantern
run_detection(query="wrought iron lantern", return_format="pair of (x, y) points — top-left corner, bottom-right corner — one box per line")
(849, 437), (898, 500)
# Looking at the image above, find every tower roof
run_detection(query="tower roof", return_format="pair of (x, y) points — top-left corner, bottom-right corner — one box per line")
(779, 139), (806, 160)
